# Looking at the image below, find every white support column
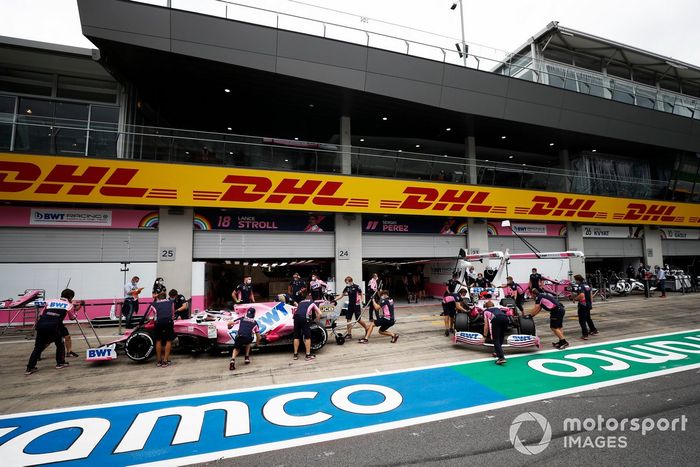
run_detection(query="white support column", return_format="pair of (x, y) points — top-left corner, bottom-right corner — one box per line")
(566, 222), (586, 278)
(335, 115), (362, 287)
(340, 116), (352, 175)
(156, 207), (194, 298)
(335, 213), (363, 287)
(467, 218), (489, 273)
(643, 226), (664, 269)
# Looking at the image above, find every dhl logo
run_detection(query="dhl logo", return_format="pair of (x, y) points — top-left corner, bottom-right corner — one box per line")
(397, 187), (498, 212)
(620, 203), (678, 222)
(522, 196), (603, 218)
(218, 175), (348, 206)
(0, 161), (148, 198)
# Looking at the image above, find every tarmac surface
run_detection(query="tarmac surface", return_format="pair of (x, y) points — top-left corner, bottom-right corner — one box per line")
(1, 291), (698, 416)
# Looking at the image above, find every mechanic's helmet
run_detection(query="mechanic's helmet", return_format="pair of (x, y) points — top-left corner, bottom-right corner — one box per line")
(246, 307), (256, 319)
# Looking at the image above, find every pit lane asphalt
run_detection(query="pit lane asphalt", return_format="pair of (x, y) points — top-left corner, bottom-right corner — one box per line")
(208, 366), (699, 467)
(1, 292), (699, 416)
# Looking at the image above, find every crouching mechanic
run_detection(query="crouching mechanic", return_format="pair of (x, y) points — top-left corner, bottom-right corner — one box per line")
(528, 288), (569, 350)
(148, 291), (175, 367)
(169, 289), (189, 320)
(228, 307), (260, 371)
(26, 289), (82, 375)
(361, 290), (399, 343)
(483, 300), (508, 365)
(293, 293), (320, 361)
(441, 288), (469, 336)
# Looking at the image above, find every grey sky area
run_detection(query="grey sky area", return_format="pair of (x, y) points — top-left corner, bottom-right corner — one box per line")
(1, 0), (699, 66)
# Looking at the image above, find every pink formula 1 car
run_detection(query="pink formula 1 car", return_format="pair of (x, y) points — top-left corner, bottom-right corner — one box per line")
(452, 287), (540, 350)
(109, 301), (329, 362)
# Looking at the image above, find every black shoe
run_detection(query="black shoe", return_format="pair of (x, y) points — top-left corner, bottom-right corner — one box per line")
(444, 329), (450, 337)
(67, 351), (79, 358)
(25, 367), (38, 376)
(557, 341), (569, 350)
(229, 359), (235, 371)
(495, 358), (506, 365)
(590, 330), (599, 335)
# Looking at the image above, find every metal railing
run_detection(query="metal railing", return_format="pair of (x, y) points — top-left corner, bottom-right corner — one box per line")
(2, 119), (685, 202)
(128, 0), (700, 120)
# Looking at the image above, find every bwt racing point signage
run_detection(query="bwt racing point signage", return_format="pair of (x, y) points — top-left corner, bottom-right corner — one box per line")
(1, 153), (699, 227)
(0, 206), (157, 229)
(29, 208), (112, 226)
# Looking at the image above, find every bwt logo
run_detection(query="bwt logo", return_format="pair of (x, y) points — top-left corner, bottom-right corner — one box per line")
(34, 212), (64, 220)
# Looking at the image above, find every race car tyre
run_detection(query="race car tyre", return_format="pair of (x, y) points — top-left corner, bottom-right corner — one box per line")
(310, 324), (328, 351)
(518, 315), (536, 336)
(454, 313), (470, 332)
(125, 330), (155, 362)
(335, 334), (346, 345)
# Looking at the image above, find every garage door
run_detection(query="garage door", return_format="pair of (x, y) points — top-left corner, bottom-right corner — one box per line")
(0, 228), (158, 262)
(362, 234), (465, 258)
(193, 231), (334, 258)
(662, 240), (700, 256)
(488, 236), (566, 254)
(583, 238), (643, 257)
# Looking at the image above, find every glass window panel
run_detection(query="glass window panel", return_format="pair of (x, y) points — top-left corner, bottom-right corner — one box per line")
(0, 96), (15, 149)
(0, 68), (53, 96)
(56, 128), (86, 155)
(611, 80), (634, 104)
(15, 98), (54, 153)
(0, 94), (16, 114)
(90, 105), (119, 124)
(57, 75), (118, 103)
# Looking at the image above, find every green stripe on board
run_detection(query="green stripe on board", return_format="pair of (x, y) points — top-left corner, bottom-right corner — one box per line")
(453, 330), (700, 399)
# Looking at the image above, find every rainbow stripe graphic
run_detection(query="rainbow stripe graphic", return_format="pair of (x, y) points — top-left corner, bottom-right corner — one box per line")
(138, 212), (159, 229)
(558, 225), (568, 236)
(456, 222), (469, 234)
(193, 214), (212, 230)
(486, 222), (498, 236)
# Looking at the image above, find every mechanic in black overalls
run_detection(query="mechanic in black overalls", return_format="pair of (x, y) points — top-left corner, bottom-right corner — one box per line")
(483, 300), (509, 365)
(233, 276), (255, 304)
(148, 291), (175, 367)
(228, 307), (260, 371)
(25, 288), (80, 375)
(293, 293), (320, 361)
(169, 289), (189, 320)
(288, 273), (307, 305)
(529, 268), (543, 295)
(573, 274), (597, 340)
(501, 276), (526, 314)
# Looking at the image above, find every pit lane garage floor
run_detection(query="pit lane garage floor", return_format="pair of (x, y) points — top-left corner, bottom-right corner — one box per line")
(1, 293), (699, 415)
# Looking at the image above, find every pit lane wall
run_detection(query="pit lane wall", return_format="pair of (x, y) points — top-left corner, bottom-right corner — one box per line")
(0, 262), (205, 326)
(1, 153), (699, 227)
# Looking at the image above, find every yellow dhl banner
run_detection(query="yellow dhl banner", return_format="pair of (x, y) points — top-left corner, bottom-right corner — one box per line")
(1, 153), (698, 227)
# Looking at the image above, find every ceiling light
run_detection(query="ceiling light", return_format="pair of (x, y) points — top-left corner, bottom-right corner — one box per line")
(501, 135), (506, 139)
(243, 262), (249, 266)
(485, 159), (489, 162)
(522, 163), (526, 166)
(549, 142), (554, 146)
(398, 149), (402, 152)
(446, 127), (451, 131)
(229, 151), (234, 155)
(508, 155), (514, 159)
(415, 144), (421, 148)
(592, 149), (597, 153)
(294, 137), (299, 140)
(382, 117), (388, 121)
(234, 261), (240, 265)
(252, 262), (259, 267)
(444, 155), (448, 157)
(227, 127), (232, 131)
(284, 159), (289, 162)
(26, 109), (32, 114)
(224, 88), (230, 93)
(261, 263), (269, 268)
(185, 151), (190, 155)
(280, 262), (288, 266)
(360, 138), (365, 142)
(308, 103), (314, 107)
(271, 263), (278, 267)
